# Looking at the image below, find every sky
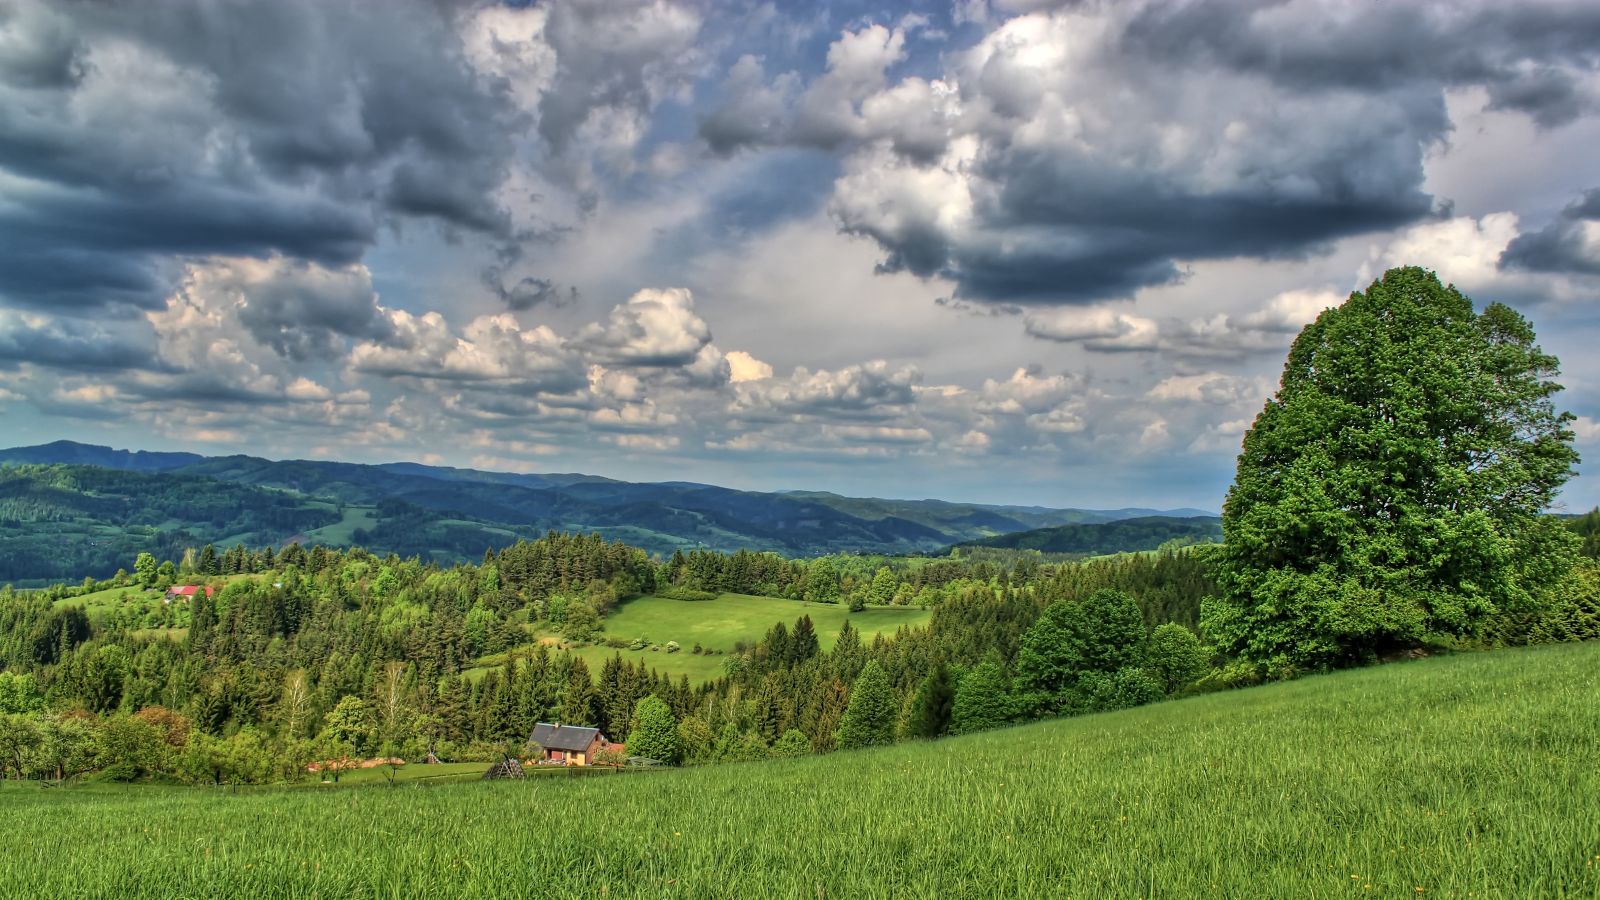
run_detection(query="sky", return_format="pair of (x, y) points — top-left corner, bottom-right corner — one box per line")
(1, 0), (1599, 512)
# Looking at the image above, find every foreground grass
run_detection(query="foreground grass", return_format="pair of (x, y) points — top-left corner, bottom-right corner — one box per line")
(4, 642), (1598, 898)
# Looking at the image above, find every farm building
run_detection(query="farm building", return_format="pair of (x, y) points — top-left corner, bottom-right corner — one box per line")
(529, 723), (618, 766)
(163, 584), (215, 605)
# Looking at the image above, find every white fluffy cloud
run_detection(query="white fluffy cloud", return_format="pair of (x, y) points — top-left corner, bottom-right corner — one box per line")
(577, 288), (715, 367)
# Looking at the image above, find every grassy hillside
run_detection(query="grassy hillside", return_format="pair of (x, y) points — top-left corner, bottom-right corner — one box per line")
(0, 464), (339, 585)
(3, 641), (1596, 897)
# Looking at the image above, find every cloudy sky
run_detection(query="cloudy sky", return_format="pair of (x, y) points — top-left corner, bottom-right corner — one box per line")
(2, 0), (1599, 511)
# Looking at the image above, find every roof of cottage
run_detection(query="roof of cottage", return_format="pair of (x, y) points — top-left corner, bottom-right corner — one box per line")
(530, 723), (603, 752)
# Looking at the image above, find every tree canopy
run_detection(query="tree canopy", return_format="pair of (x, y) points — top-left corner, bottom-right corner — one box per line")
(1202, 267), (1580, 672)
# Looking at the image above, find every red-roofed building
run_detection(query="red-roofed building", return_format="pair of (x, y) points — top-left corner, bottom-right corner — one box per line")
(163, 584), (215, 605)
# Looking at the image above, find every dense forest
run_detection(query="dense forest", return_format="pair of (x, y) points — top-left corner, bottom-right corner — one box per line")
(0, 521), (1594, 784)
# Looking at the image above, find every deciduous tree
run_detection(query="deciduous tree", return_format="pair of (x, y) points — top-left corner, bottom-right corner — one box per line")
(625, 695), (681, 764)
(1203, 267), (1581, 672)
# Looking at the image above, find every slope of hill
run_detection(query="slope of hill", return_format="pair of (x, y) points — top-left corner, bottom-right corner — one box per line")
(952, 515), (1223, 556)
(0, 464), (341, 583)
(2, 641), (1593, 897)
(0, 441), (1214, 582)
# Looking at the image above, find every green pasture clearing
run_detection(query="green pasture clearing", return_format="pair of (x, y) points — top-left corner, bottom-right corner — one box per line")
(125, 627), (188, 642)
(52, 584), (160, 613)
(602, 592), (931, 652)
(467, 592), (932, 683)
(4, 640), (1597, 897)
(302, 505), (377, 545)
(467, 639), (733, 684)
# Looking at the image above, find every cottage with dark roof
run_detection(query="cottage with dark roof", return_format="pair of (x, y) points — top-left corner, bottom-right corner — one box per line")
(529, 723), (616, 766)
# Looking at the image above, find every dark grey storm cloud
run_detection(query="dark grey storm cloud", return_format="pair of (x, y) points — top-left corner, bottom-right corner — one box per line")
(862, 147), (1436, 304)
(226, 261), (395, 362)
(708, 0), (1600, 306)
(494, 276), (579, 311)
(0, 311), (164, 372)
(1501, 188), (1600, 276)
(1121, 1), (1600, 127)
(0, 0), (518, 314)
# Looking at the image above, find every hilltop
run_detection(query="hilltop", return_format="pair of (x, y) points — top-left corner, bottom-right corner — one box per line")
(3, 640), (1595, 897)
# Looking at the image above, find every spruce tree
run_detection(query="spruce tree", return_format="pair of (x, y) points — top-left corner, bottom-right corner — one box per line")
(951, 653), (1013, 735)
(834, 661), (895, 750)
(904, 662), (955, 739)
(789, 615), (820, 664)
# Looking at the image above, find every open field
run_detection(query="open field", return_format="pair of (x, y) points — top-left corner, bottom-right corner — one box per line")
(51, 584), (160, 614)
(468, 592), (934, 683)
(471, 639), (733, 684)
(301, 504), (378, 545)
(602, 592), (931, 650)
(4, 640), (1597, 897)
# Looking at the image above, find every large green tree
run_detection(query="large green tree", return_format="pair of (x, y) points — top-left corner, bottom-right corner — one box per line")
(1202, 267), (1580, 672)
(1016, 590), (1147, 714)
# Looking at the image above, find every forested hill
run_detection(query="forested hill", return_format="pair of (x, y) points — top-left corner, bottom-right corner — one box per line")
(952, 516), (1223, 556)
(0, 441), (1212, 584)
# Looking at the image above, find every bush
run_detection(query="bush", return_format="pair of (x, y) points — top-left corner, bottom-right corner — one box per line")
(1145, 623), (1209, 695)
(665, 641), (680, 653)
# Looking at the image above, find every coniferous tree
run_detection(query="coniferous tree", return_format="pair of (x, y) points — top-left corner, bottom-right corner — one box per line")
(835, 661), (894, 750)
(904, 662), (955, 739)
(951, 653), (1013, 735)
(789, 615), (820, 664)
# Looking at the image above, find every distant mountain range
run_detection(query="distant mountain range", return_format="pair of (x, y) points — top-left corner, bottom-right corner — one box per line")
(0, 440), (1215, 584)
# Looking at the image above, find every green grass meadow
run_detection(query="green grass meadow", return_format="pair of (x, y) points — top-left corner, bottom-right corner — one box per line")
(4, 640), (1597, 898)
(302, 504), (378, 545)
(467, 592), (932, 683)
